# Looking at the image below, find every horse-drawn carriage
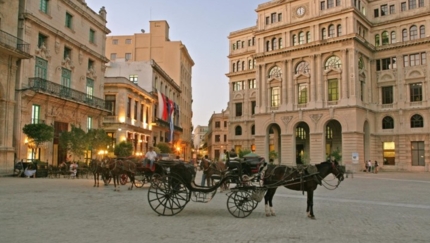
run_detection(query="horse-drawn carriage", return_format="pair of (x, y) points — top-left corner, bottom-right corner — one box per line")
(147, 154), (345, 218)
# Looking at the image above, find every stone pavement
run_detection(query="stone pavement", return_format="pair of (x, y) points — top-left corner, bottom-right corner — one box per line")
(1, 171), (430, 243)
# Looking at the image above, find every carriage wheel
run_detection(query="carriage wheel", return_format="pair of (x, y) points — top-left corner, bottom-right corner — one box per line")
(102, 174), (111, 185)
(226, 190), (258, 218)
(120, 174), (128, 185)
(133, 174), (146, 188)
(147, 175), (190, 216)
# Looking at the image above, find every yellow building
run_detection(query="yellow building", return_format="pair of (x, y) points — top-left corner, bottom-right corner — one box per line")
(0, 0), (32, 174)
(15, 0), (110, 165)
(105, 20), (194, 160)
(207, 109), (230, 161)
(228, 0), (430, 171)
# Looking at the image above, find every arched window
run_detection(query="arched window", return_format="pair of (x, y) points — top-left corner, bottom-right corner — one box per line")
(232, 63), (236, 72)
(278, 38), (283, 48)
(402, 29), (408, 41)
(382, 116), (394, 129)
(295, 61), (310, 74)
(272, 38), (277, 50)
(382, 31), (389, 45)
(241, 61), (245, 71)
(420, 25), (425, 38)
(232, 43), (236, 50)
(235, 126), (242, 135)
(321, 28), (326, 40)
(375, 34), (380, 46)
(337, 25), (342, 36)
(292, 34), (297, 46)
(328, 25), (335, 37)
(268, 66), (282, 78)
(410, 25), (418, 40)
(236, 61), (240, 71)
(324, 56), (342, 69)
(299, 32), (305, 44)
(391, 31), (396, 43)
(266, 41), (270, 51)
(251, 125), (255, 135)
(306, 31), (311, 43)
(411, 114), (423, 128)
(248, 59), (252, 70)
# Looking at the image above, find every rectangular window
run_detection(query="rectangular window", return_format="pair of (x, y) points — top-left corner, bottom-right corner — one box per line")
(61, 68), (71, 97)
(125, 39), (131, 44)
(271, 13), (276, 23)
(401, 2), (407, 11)
(277, 13), (282, 22)
(224, 134), (227, 142)
(105, 95), (116, 115)
(383, 142), (395, 165)
(298, 84), (307, 104)
(381, 5), (388, 16)
(38, 33), (47, 48)
(125, 53), (132, 61)
(418, 0), (424, 7)
(35, 57), (47, 79)
(129, 74), (138, 84)
(89, 29), (95, 43)
(235, 103), (242, 117)
(140, 104), (144, 122)
(389, 5), (395, 14)
(251, 101), (256, 115)
(65, 12), (73, 29)
(328, 79), (338, 101)
(127, 97), (131, 118)
(86, 78), (94, 99)
(87, 116), (92, 131)
(31, 105), (41, 124)
(233, 81), (244, 91)
(376, 57), (397, 71)
(110, 53), (116, 61)
(265, 17), (270, 25)
(271, 87), (280, 107)
(134, 100), (138, 119)
(215, 121), (220, 128)
(374, 9), (379, 17)
(382, 86), (393, 104)
(320, 1), (325, 10)
(410, 83), (422, 102)
(327, 0), (334, 8)
(215, 135), (220, 142)
(411, 141), (425, 166)
(112, 39), (118, 45)
(40, 0), (49, 14)
(63, 46), (71, 60)
(408, 0), (417, 9)
(249, 79), (256, 89)
(224, 121), (227, 127)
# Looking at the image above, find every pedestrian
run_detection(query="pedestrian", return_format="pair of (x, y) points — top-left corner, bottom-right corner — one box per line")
(70, 161), (78, 178)
(201, 155), (210, 186)
(367, 160), (372, 173)
(374, 160), (379, 174)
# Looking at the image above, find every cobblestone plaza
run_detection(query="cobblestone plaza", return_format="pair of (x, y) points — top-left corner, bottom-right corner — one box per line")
(1, 171), (429, 243)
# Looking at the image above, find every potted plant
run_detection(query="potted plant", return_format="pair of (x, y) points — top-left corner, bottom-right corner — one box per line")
(269, 150), (278, 164)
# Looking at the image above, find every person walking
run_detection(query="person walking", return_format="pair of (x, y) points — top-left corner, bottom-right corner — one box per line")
(374, 160), (379, 174)
(367, 160), (372, 173)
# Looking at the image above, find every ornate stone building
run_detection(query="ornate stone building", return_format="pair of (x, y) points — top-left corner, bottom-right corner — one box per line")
(207, 109), (229, 161)
(15, 0), (110, 165)
(105, 20), (194, 161)
(0, 0), (32, 174)
(104, 59), (181, 156)
(227, 0), (430, 171)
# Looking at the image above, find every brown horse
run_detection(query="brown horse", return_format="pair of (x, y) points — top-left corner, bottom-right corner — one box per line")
(200, 159), (228, 191)
(89, 159), (109, 187)
(263, 159), (345, 219)
(106, 159), (136, 191)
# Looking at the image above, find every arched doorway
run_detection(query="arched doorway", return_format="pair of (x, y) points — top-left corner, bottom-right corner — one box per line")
(267, 123), (281, 163)
(295, 122), (310, 164)
(325, 120), (342, 160)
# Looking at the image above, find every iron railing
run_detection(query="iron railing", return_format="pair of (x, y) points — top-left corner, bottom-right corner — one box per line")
(28, 77), (106, 109)
(0, 29), (30, 54)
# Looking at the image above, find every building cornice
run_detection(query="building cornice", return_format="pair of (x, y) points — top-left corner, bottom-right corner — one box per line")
(150, 59), (181, 93)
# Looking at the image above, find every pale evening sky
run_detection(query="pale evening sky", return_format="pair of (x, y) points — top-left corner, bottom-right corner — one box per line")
(86, 0), (263, 128)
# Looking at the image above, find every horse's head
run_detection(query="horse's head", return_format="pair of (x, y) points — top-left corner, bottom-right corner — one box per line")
(330, 159), (345, 182)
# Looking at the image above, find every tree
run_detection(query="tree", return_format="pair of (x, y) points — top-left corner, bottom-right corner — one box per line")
(114, 141), (133, 157)
(239, 149), (252, 158)
(86, 128), (111, 154)
(59, 125), (86, 160)
(22, 123), (54, 160)
(156, 142), (172, 153)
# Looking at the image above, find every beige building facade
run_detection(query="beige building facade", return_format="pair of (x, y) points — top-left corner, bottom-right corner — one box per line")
(0, 0), (32, 174)
(105, 20), (194, 161)
(104, 59), (181, 156)
(228, 0), (430, 172)
(15, 0), (110, 166)
(207, 109), (230, 161)
(192, 125), (208, 158)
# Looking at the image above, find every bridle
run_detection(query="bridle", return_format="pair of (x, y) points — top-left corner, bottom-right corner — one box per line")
(320, 161), (344, 190)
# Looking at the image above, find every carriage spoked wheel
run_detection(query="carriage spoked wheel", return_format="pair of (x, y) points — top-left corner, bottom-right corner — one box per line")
(147, 174), (190, 216)
(120, 174), (128, 185)
(226, 190), (258, 218)
(133, 174), (148, 188)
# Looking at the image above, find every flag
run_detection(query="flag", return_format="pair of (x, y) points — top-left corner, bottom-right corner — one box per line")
(169, 100), (174, 142)
(157, 91), (164, 119)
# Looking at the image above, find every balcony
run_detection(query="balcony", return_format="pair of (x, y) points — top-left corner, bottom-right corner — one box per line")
(155, 118), (183, 132)
(0, 29), (31, 57)
(28, 77), (106, 110)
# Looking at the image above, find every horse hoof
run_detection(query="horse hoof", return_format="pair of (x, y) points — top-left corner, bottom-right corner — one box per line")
(271, 213), (276, 216)
(266, 213), (271, 217)
(307, 215), (316, 219)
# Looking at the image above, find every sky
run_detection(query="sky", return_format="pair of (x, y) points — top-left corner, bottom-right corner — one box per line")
(86, 0), (263, 127)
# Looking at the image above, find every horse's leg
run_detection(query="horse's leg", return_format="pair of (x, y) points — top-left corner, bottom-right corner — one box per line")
(307, 189), (315, 219)
(264, 188), (276, 217)
(93, 172), (96, 187)
(128, 173), (134, 190)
